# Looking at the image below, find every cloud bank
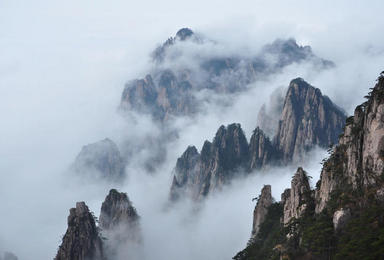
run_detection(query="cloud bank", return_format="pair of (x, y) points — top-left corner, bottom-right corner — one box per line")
(1, 0), (384, 259)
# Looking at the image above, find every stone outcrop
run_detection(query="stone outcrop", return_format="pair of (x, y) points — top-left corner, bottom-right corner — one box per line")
(171, 78), (346, 201)
(252, 185), (273, 236)
(281, 167), (313, 225)
(333, 208), (351, 231)
(169, 146), (200, 201)
(315, 73), (384, 213)
(170, 123), (249, 200)
(120, 28), (333, 122)
(248, 127), (277, 170)
(72, 138), (125, 182)
(55, 202), (105, 260)
(274, 78), (346, 163)
(99, 189), (140, 243)
(235, 73), (384, 260)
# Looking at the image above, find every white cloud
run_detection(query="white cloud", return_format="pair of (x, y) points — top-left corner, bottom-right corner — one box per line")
(1, 0), (384, 259)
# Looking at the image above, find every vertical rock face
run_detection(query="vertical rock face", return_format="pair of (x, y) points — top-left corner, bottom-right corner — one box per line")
(55, 202), (105, 260)
(333, 208), (351, 231)
(275, 78), (346, 163)
(235, 73), (384, 260)
(197, 123), (249, 196)
(170, 123), (249, 200)
(282, 167), (313, 225)
(99, 189), (140, 231)
(99, 189), (140, 259)
(252, 185), (273, 236)
(170, 78), (346, 201)
(316, 74), (384, 213)
(248, 127), (277, 170)
(72, 138), (125, 182)
(169, 146), (200, 201)
(120, 75), (157, 114)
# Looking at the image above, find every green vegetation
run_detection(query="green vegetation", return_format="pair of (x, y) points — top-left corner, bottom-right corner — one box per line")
(335, 203), (384, 260)
(233, 203), (284, 260)
(234, 185), (384, 260)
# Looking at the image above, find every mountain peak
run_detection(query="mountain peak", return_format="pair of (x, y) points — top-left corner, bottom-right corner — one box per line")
(55, 202), (105, 260)
(275, 78), (346, 163)
(72, 138), (125, 182)
(252, 185), (273, 236)
(175, 28), (194, 41)
(99, 189), (140, 245)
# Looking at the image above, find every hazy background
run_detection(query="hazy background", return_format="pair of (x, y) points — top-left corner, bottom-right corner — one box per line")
(1, 0), (384, 259)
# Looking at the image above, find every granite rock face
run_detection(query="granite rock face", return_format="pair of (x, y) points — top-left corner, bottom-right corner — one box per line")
(235, 73), (384, 260)
(252, 185), (273, 236)
(275, 78), (346, 164)
(72, 138), (125, 182)
(281, 167), (313, 225)
(169, 146), (200, 201)
(99, 189), (141, 259)
(170, 123), (249, 200)
(248, 127), (277, 171)
(55, 202), (105, 260)
(316, 73), (384, 213)
(99, 189), (140, 243)
(121, 28), (333, 122)
(333, 208), (351, 231)
(171, 78), (345, 201)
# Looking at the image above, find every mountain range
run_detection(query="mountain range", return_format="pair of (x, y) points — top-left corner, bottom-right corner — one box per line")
(53, 28), (384, 259)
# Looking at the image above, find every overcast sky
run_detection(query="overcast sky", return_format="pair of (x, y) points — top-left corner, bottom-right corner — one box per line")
(1, 0), (384, 259)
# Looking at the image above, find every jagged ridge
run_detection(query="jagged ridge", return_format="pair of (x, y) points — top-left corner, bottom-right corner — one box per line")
(235, 72), (384, 260)
(120, 28), (333, 122)
(171, 78), (345, 201)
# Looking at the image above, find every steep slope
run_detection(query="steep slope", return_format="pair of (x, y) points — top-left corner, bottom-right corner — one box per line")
(281, 167), (314, 226)
(252, 185), (273, 236)
(120, 28), (333, 122)
(99, 189), (141, 258)
(316, 73), (384, 212)
(274, 78), (346, 163)
(171, 78), (345, 202)
(99, 189), (140, 243)
(55, 202), (105, 260)
(72, 138), (125, 182)
(170, 123), (249, 200)
(235, 72), (384, 260)
(248, 127), (278, 170)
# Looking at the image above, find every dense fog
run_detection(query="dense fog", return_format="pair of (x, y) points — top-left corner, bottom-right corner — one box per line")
(1, 0), (384, 259)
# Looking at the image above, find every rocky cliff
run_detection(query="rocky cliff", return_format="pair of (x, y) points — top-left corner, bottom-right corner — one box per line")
(274, 78), (346, 163)
(99, 189), (140, 243)
(55, 190), (141, 260)
(235, 72), (384, 260)
(252, 185), (273, 236)
(316, 74), (384, 213)
(248, 127), (277, 171)
(120, 28), (333, 122)
(170, 123), (249, 200)
(55, 202), (105, 260)
(171, 78), (345, 202)
(72, 138), (125, 182)
(281, 167), (313, 225)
